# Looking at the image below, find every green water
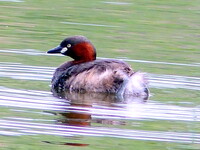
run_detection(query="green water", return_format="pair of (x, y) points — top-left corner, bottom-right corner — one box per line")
(0, 0), (200, 149)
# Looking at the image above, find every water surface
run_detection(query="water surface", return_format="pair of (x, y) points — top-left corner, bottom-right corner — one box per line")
(0, 0), (200, 149)
(0, 59), (200, 149)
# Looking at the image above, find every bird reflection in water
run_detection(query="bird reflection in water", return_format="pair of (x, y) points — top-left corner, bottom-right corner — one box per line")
(53, 91), (148, 127)
(48, 91), (148, 146)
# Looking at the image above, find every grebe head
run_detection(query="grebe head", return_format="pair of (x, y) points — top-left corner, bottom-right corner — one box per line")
(47, 35), (96, 62)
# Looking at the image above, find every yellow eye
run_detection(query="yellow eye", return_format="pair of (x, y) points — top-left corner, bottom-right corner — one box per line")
(67, 44), (71, 48)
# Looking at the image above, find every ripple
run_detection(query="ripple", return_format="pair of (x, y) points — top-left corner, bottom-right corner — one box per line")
(0, 0), (23, 2)
(61, 21), (119, 28)
(0, 62), (199, 90)
(1, 49), (199, 67)
(0, 119), (200, 143)
(103, 2), (132, 5)
(0, 86), (199, 122)
(0, 86), (199, 143)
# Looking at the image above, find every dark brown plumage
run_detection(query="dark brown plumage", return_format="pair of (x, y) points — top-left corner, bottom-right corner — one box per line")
(47, 35), (149, 98)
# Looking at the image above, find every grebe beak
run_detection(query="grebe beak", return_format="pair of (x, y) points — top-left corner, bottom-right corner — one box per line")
(47, 46), (62, 54)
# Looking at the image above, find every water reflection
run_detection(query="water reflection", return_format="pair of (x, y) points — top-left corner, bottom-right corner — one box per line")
(0, 61), (199, 144)
(0, 86), (200, 143)
(57, 92), (147, 127)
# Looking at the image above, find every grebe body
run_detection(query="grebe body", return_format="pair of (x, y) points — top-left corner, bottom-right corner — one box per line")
(47, 36), (149, 98)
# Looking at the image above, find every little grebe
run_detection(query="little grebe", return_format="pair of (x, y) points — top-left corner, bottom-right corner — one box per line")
(47, 35), (149, 98)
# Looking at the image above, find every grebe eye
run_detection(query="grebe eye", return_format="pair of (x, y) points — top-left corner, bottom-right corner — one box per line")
(67, 44), (71, 48)
(61, 47), (68, 53)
